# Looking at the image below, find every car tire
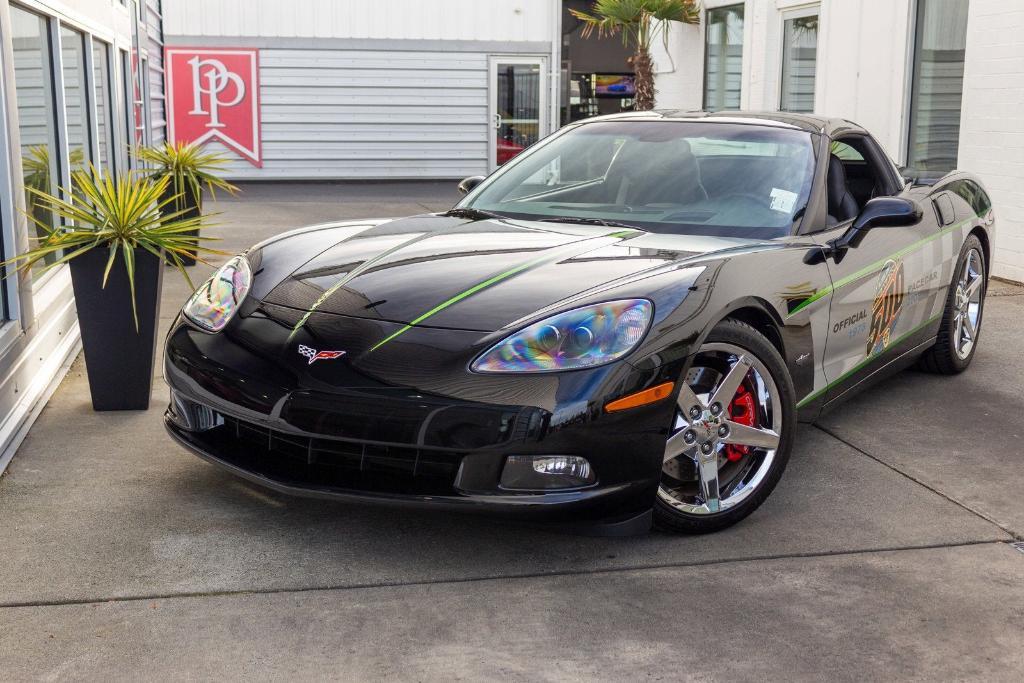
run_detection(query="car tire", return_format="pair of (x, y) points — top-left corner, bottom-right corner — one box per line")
(917, 234), (986, 375)
(654, 318), (796, 534)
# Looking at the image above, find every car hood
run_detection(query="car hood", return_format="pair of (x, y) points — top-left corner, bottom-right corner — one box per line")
(259, 214), (769, 333)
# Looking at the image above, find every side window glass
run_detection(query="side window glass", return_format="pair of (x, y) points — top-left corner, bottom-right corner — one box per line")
(933, 193), (955, 226)
(829, 141), (863, 161)
(947, 179), (992, 217)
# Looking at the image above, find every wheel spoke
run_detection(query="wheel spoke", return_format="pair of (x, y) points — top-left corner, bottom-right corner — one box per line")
(709, 355), (752, 409)
(965, 275), (981, 300)
(963, 312), (977, 340)
(697, 449), (720, 512)
(664, 429), (695, 463)
(953, 312), (964, 350)
(721, 421), (780, 450)
(676, 381), (704, 415)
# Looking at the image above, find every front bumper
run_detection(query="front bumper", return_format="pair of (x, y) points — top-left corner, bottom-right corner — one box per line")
(164, 310), (677, 523)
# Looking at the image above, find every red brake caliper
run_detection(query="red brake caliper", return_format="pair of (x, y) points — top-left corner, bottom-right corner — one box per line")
(724, 380), (757, 462)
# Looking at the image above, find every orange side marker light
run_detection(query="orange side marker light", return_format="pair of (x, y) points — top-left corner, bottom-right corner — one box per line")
(605, 381), (675, 413)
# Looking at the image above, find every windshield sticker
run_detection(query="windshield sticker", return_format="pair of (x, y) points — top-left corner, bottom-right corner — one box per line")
(769, 188), (798, 213)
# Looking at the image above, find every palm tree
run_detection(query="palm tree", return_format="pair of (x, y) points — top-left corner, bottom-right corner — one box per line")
(571, 0), (701, 111)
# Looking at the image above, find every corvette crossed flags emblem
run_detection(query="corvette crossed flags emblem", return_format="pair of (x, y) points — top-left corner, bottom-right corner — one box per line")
(297, 345), (346, 365)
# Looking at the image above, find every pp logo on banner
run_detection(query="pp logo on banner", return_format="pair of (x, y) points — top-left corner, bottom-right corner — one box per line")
(165, 47), (262, 167)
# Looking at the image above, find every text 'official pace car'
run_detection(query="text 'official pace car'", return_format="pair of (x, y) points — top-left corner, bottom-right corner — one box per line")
(164, 111), (994, 534)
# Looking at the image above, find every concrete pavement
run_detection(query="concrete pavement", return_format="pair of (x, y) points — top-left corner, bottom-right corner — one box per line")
(1, 182), (1022, 681)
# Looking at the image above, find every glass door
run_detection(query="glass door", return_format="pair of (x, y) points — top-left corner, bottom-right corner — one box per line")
(488, 56), (547, 171)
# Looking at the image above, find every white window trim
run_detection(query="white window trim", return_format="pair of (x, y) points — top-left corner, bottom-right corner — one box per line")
(702, 1), (748, 112)
(776, 3), (821, 114)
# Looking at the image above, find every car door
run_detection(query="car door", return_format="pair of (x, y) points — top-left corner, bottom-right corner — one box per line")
(814, 135), (948, 404)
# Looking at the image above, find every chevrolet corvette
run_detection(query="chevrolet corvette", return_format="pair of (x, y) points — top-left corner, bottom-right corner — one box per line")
(164, 111), (994, 534)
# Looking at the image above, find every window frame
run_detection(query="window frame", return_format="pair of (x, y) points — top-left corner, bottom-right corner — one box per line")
(904, 0), (970, 173)
(12, 7), (66, 292)
(1, 2), (131, 332)
(702, 2), (746, 113)
(58, 23), (94, 175)
(777, 4), (820, 114)
(87, 37), (117, 175)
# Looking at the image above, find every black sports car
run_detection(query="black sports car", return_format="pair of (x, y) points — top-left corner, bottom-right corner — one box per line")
(164, 111), (994, 534)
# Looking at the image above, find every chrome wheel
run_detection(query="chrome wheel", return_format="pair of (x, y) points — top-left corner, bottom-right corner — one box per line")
(659, 343), (782, 516)
(953, 247), (984, 360)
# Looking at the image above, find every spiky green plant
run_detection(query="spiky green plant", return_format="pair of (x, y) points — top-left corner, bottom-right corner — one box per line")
(2, 166), (227, 328)
(571, 0), (701, 110)
(135, 140), (239, 213)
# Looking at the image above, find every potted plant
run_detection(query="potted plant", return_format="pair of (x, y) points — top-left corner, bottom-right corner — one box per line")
(136, 141), (238, 266)
(3, 167), (224, 411)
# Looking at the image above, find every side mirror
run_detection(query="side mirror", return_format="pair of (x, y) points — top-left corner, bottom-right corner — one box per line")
(457, 176), (485, 195)
(807, 197), (922, 265)
(839, 197), (921, 253)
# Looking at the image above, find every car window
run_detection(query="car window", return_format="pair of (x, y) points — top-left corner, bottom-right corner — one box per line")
(465, 121), (817, 239)
(830, 141), (863, 161)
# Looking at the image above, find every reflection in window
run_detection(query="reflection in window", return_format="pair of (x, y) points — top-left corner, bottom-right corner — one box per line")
(11, 6), (60, 279)
(93, 40), (114, 173)
(780, 14), (818, 113)
(907, 0), (969, 172)
(496, 63), (541, 167)
(61, 26), (91, 174)
(704, 4), (744, 112)
(121, 49), (138, 165)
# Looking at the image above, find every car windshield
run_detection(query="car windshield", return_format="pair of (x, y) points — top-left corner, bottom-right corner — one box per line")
(463, 120), (817, 239)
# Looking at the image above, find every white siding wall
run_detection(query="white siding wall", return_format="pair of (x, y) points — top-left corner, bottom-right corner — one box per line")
(164, 0), (559, 180)
(165, 0), (555, 42)
(146, 0), (166, 143)
(219, 47), (491, 179)
(958, 0), (1024, 282)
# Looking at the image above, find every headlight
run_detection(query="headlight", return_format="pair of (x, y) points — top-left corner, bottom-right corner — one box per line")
(182, 255), (252, 332)
(472, 299), (652, 373)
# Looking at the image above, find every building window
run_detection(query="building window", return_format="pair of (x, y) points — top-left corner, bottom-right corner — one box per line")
(704, 4), (744, 112)
(779, 11), (818, 113)
(10, 6), (60, 280)
(907, 0), (969, 172)
(60, 26), (92, 173)
(93, 40), (114, 173)
(120, 48), (133, 168)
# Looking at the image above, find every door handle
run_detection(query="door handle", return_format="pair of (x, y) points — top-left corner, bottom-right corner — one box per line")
(493, 113), (502, 130)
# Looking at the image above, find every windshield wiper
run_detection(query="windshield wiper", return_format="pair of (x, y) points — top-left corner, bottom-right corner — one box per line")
(443, 207), (505, 221)
(540, 216), (643, 231)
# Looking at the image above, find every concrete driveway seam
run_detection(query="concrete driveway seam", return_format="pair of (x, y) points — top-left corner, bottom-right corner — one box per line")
(813, 423), (1021, 540)
(0, 538), (1007, 611)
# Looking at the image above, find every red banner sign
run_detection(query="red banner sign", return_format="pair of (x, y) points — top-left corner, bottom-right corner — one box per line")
(165, 47), (262, 167)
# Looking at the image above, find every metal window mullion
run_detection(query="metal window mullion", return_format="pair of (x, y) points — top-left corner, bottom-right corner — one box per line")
(82, 33), (101, 173)
(0, 0), (27, 324)
(49, 19), (71, 201)
(107, 45), (122, 175)
(116, 49), (132, 171)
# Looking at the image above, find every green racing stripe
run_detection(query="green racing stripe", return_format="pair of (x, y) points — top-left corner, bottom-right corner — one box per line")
(795, 312), (942, 408)
(368, 231), (637, 352)
(787, 215), (976, 317)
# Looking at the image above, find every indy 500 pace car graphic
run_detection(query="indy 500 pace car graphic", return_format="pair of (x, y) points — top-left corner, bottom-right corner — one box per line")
(164, 112), (994, 534)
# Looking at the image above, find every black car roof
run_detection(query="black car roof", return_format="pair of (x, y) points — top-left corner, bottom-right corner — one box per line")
(584, 110), (865, 137)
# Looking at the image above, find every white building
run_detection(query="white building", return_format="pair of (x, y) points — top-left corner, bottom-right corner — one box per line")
(162, 0), (645, 180)
(164, 0), (565, 180)
(0, 0), (164, 470)
(654, 0), (1023, 283)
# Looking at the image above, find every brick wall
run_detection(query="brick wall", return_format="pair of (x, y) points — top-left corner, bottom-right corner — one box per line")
(958, 0), (1024, 282)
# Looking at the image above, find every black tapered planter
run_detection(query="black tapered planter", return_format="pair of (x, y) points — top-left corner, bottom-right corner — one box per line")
(69, 247), (163, 411)
(161, 183), (201, 266)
